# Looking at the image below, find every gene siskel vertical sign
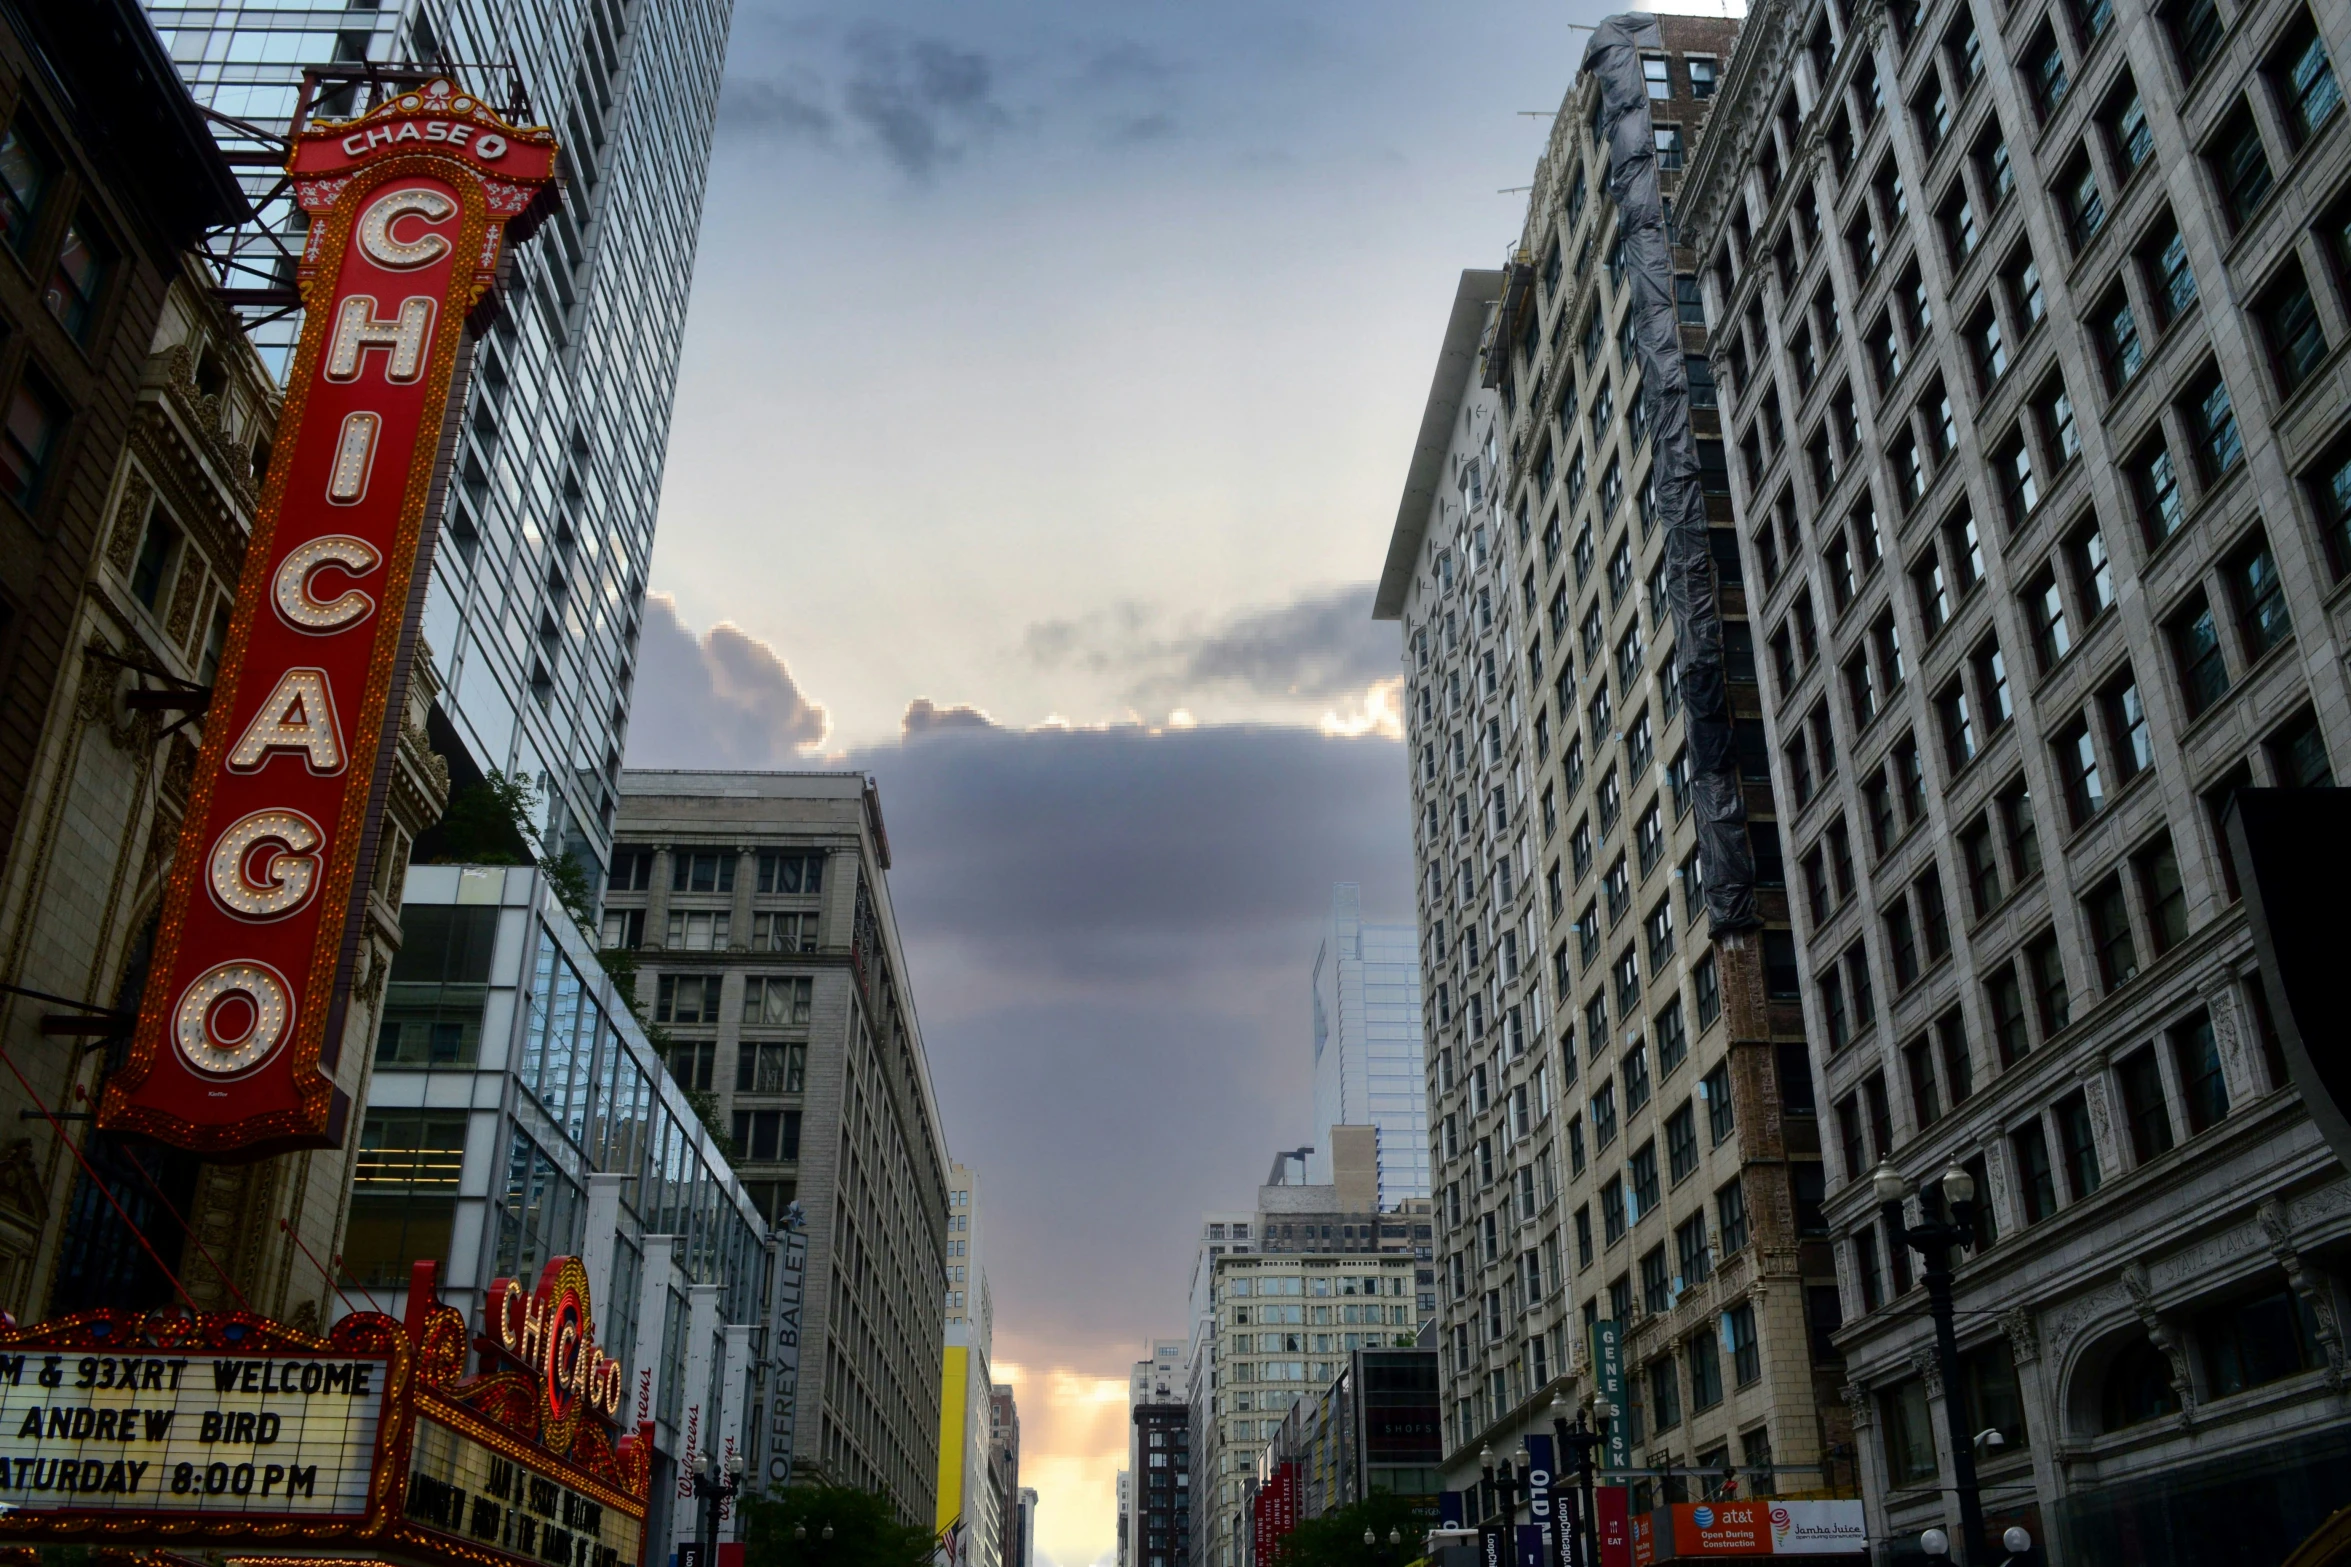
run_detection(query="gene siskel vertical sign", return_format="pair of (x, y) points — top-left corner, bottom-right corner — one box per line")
(102, 82), (557, 1154)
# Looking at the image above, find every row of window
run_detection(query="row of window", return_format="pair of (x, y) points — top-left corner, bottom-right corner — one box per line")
(607, 845), (828, 894)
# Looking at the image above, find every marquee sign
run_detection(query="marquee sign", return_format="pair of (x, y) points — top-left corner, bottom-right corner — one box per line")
(102, 79), (559, 1154)
(0, 1260), (649, 1567)
(481, 1256), (629, 1455)
(0, 1310), (409, 1541)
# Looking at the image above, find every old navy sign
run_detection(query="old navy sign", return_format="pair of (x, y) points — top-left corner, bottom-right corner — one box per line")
(104, 80), (557, 1152)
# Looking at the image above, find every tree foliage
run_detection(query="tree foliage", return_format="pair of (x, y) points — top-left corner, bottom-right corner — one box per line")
(432, 769), (537, 864)
(739, 1486), (936, 1567)
(1274, 1492), (1434, 1567)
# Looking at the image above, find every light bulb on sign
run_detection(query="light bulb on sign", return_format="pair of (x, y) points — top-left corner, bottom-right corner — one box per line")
(173, 960), (294, 1077)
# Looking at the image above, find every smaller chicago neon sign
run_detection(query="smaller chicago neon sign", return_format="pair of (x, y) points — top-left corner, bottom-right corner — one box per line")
(483, 1259), (624, 1452)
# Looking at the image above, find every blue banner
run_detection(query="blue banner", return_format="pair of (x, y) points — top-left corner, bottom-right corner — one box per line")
(1524, 1435), (1557, 1567)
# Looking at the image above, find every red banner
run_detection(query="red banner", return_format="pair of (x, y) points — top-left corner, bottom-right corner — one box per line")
(102, 81), (556, 1153)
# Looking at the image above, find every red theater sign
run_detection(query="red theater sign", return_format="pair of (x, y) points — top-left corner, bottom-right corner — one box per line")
(103, 81), (558, 1153)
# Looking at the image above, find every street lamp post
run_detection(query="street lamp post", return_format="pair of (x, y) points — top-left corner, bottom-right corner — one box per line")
(1549, 1394), (1611, 1567)
(689, 1450), (746, 1564)
(1874, 1161), (1985, 1565)
(1480, 1443), (1529, 1523)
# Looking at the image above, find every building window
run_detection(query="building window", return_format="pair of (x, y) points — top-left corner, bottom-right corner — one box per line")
(42, 215), (108, 342)
(736, 1040), (807, 1094)
(2165, 0), (2227, 80)
(2229, 538), (2292, 658)
(2258, 264), (2327, 392)
(742, 974), (813, 1026)
(1959, 1340), (2030, 1452)
(1987, 962), (2030, 1066)
(2014, 1119), (2059, 1223)
(2274, 16), (2342, 143)
(2056, 1091), (2101, 1199)
(2170, 596), (2231, 715)
(757, 850), (826, 893)
(2134, 438), (2185, 544)
(2172, 1013), (2230, 1132)
(671, 850), (736, 893)
(0, 121), (51, 253)
(2055, 721), (2103, 825)
(2198, 1284), (2322, 1397)
(2209, 104), (2275, 227)
(655, 974), (724, 1024)
(729, 1107), (801, 1162)
(345, 1112), (467, 1288)
(1648, 1352), (1681, 1433)
(1688, 1329), (1723, 1412)
(0, 377), (61, 510)
(1716, 1178), (1749, 1254)
(2117, 1045), (2175, 1162)
(1882, 1378), (1937, 1483)
(2086, 875), (2138, 991)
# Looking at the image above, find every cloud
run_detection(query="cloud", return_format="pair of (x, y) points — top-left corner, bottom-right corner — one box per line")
(832, 716), (1414, 1567)
(903, 697), (1001, 736)
(624, 594), (830, 766)
(842, 28), (1011, 176)
(1103, 112), (1177, 145)
(716, 74), (836, 141)
(1019, 583), (1395, 714)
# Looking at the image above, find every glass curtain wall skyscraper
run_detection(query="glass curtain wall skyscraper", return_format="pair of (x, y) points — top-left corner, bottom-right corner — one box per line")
(144, 0), (736, 874)
(1310, 884), (1430, 1202)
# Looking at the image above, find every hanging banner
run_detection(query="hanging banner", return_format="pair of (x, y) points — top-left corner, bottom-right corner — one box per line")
(763, 1209), (807, 1489)
(103, 78), (558, 1154)
(1597, 1487), (1630, 1567)
(1591, 1323), (1627, 1472)
(1525, 1434), (1557, 1567)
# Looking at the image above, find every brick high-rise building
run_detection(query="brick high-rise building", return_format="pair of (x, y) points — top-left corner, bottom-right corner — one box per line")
(1680, 0), (2349, 1555)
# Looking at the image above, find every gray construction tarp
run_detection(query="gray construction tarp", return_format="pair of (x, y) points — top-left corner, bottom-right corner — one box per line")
(1582, 13), (1758, 934)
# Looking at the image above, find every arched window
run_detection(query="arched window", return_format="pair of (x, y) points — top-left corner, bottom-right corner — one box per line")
(2098, 1337), (2178, 1432)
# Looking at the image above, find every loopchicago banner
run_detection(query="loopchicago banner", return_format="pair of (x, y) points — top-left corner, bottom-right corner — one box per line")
(102, 80), (557, 1154)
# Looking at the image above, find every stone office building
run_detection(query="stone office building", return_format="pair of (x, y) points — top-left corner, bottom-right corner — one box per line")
(1188, 1253), (1424, 1567)
(1377, 8), (1858, 1525)
(1681, 0), (2349, 1554)
(606, 770), (952, 1525)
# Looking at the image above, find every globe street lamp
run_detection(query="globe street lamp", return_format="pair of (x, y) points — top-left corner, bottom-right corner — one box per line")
(1480, 1442), (1534, 1537)
(1550, 1393), (1612, 1567)
(689, 1450), (745, 1563)
(1875, 1161), (1985, 1564)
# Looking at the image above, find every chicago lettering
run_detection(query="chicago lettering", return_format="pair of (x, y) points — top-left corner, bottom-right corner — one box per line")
(173, 176), (449, 1082)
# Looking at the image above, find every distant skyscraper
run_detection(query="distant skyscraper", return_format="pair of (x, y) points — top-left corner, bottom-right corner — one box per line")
(144, 0), (734, 873)
(1310, 885), (1429, 1200)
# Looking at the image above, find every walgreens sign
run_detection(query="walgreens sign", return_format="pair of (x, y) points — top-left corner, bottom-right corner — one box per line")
(102, 81), (556, 1153)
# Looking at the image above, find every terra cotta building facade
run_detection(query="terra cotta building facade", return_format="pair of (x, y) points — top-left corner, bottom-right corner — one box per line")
(1681, 0), (2351, 1553)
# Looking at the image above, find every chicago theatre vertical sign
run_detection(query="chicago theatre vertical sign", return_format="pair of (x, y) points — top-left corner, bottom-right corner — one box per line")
(102, 83), (556, 1154)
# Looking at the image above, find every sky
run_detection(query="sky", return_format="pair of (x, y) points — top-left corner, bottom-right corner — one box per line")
(631, 0), (1621, 1561)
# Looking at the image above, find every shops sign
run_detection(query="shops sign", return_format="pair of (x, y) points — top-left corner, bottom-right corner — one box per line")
(103, 79), (558, 1153)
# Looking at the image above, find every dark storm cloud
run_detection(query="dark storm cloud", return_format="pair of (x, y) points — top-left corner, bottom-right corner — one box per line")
(713, 5), (1190, 176)
(1021, 583), (1393, 707)
(842, 28), (1011, 176)
(617, 605), (1418, 1364)
(716, 74), (836, 141)
(840, 720), (1417, 1362)
(625, 593), (830, 765)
